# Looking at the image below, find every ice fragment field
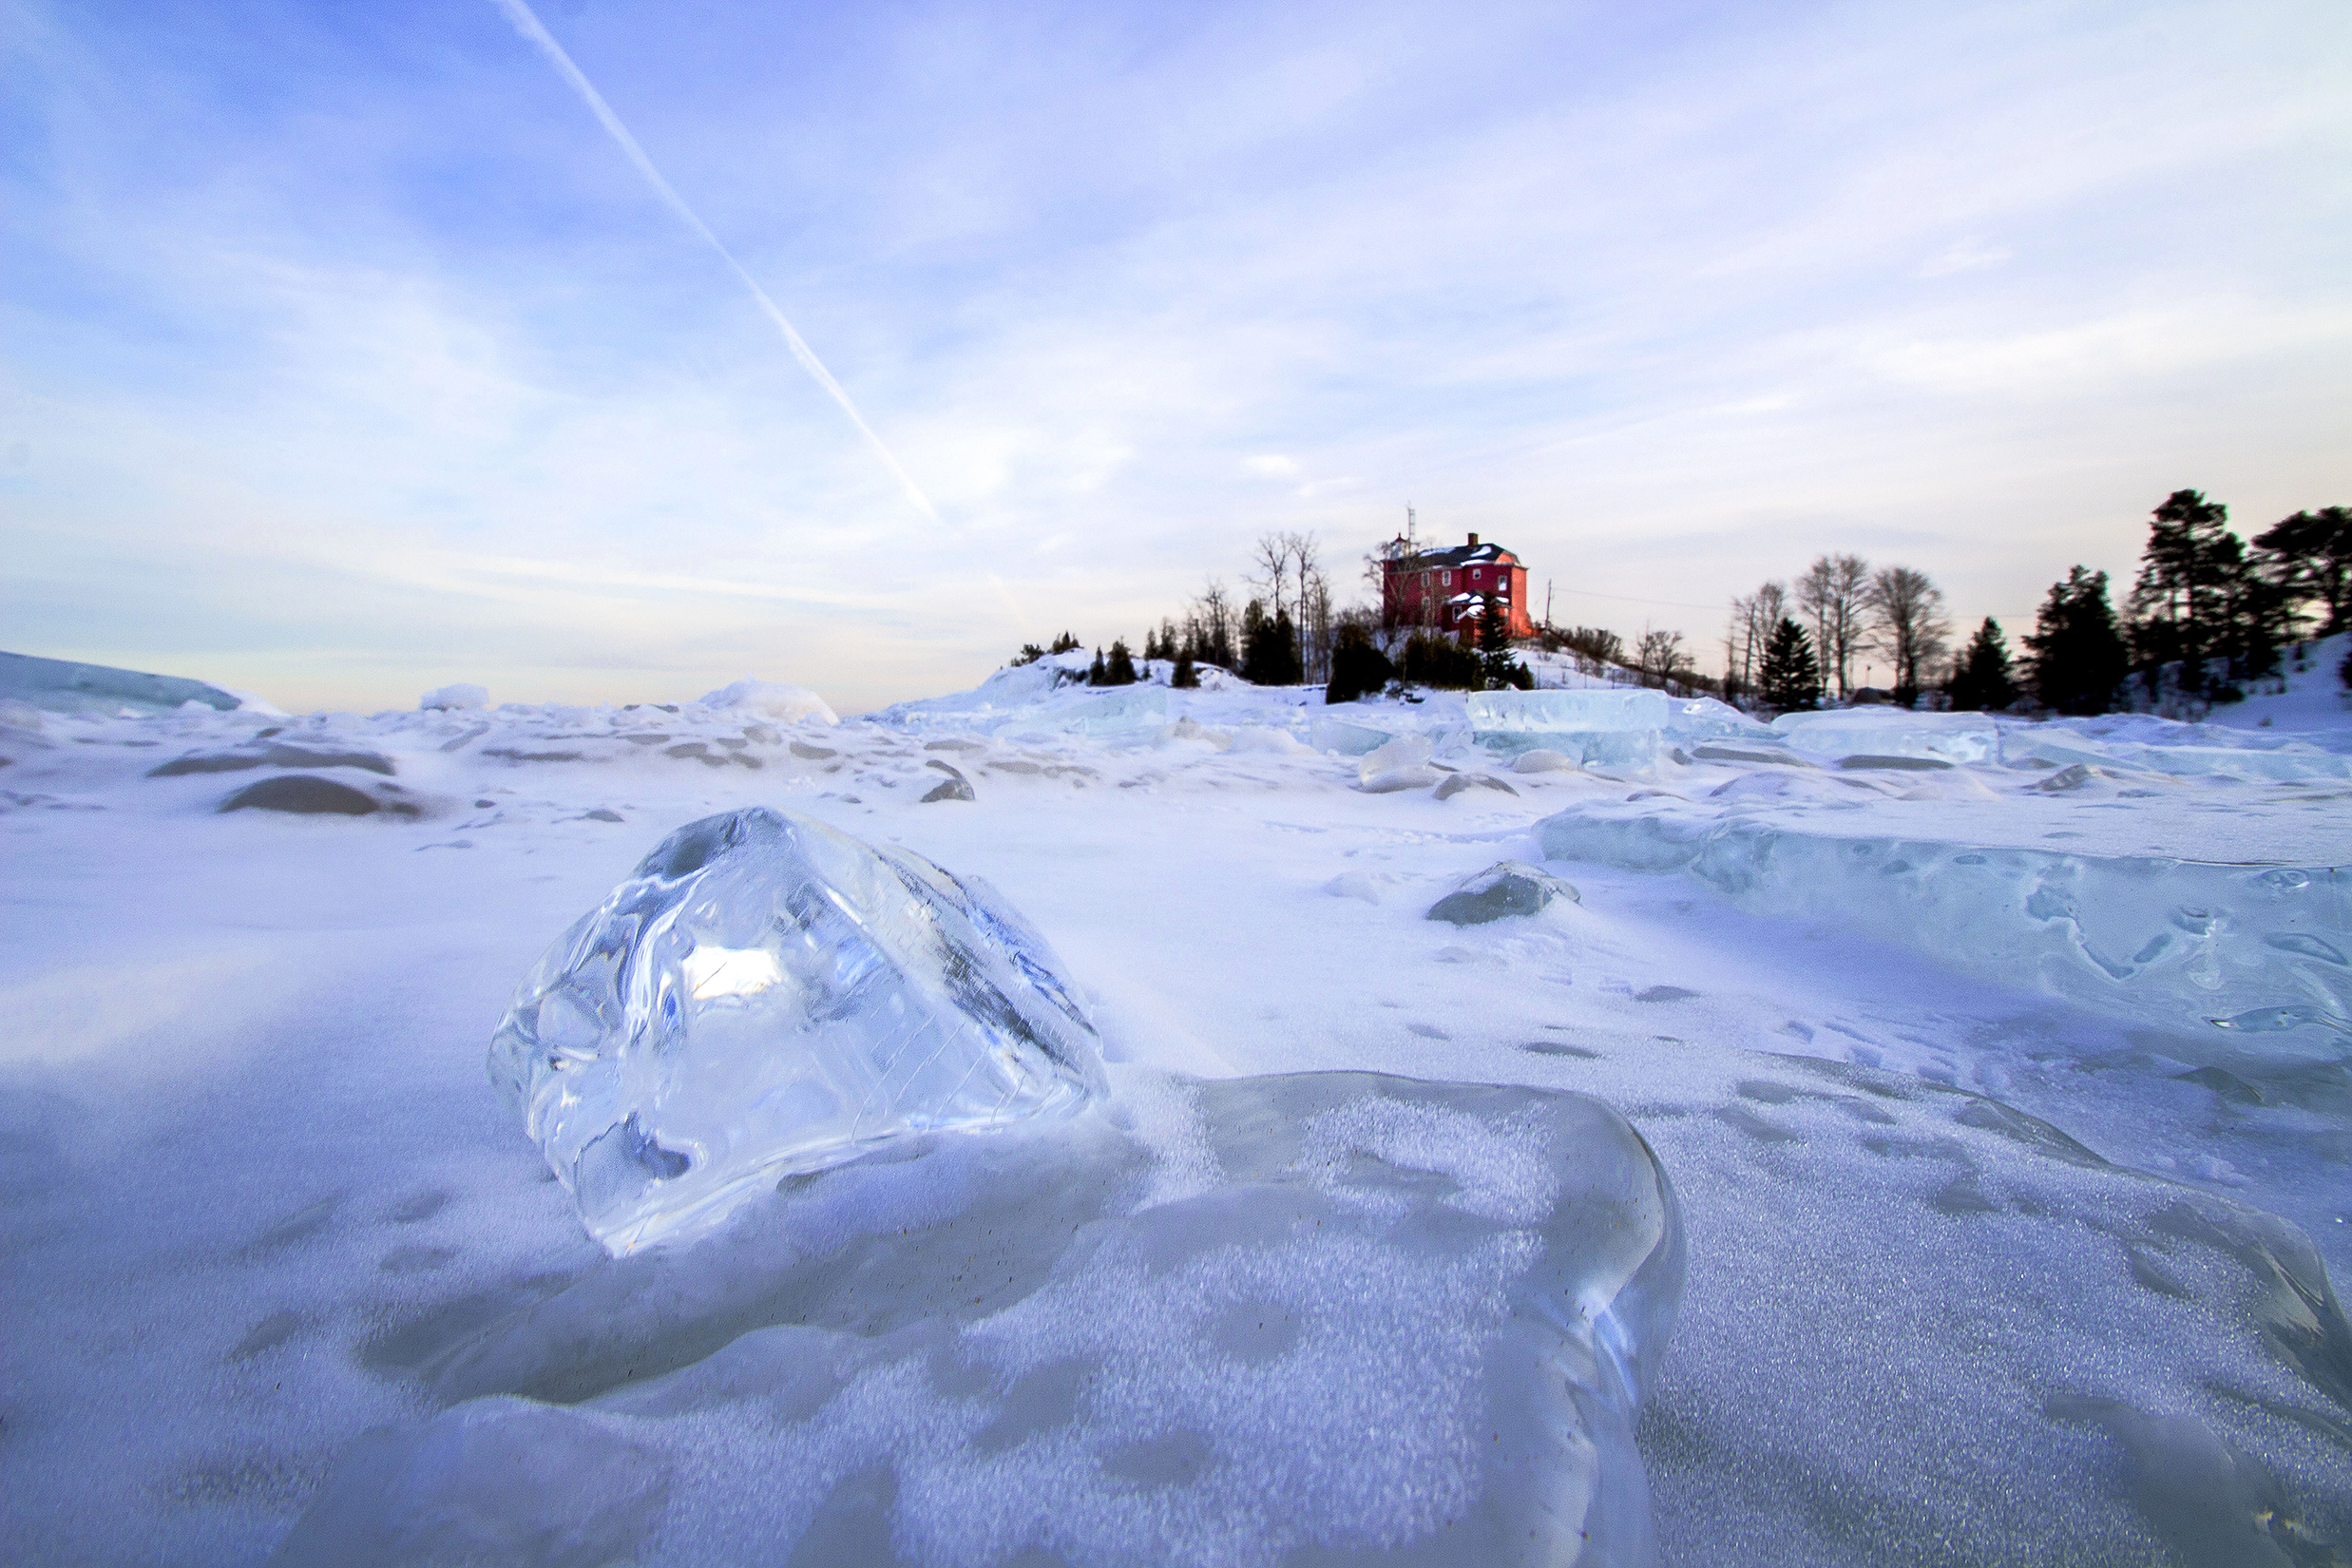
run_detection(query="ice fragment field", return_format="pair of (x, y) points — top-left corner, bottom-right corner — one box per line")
(2, 644), (2349, 1565)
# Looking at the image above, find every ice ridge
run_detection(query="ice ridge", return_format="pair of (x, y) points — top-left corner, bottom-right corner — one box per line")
(1537, 808), (2350, 1052)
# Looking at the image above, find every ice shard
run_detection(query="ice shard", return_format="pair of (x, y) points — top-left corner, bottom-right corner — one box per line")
(489, 808), (1106, 1252)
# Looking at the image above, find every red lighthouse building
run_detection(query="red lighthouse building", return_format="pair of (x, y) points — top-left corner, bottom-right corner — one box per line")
(1380, 533), (1534, 641)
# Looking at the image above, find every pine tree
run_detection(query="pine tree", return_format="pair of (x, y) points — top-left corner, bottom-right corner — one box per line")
(2024, 567), (2128, 716)
(1476, 597), (1519, 689)
(1049, 632), (1081, 656)
(1325, 624), (1396, 704)
(1086, 647), (1107, 686)
(2125, 489), (2276, 692)
(1172, 649), (1200, 689)
(1401, 634), (1479, 689)
(1105, 639), (1138, 685)
(1758, 618), (1822, 713)
(1242, 603), (1303, 685)
(2254, 507), (2352, 637)
(1946, 618), (2017, 712)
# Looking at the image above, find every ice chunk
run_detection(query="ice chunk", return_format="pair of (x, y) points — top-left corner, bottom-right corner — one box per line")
(1358, 734), (1432, 781)
(149, 743), (395, 778)
(418, 683), (490, 711)
(489, 808), (1105, 1252)
(1471, 689), (1769, 744)
(1472, 688), (1672, 733)
(919, 761), (975, 802)
(1056, 685), (1168, 735)
(219, 776), (405, 816)
(1465, 690), (1681, 767)
(1770, 709), (1998, 765)
(345, 1071), (1684, 1567)
(1157, 716), (1230, 749)
(1428, 860), (1578, 925)
(2004, 729), (2351, 782)
(1512, 748), (1579, 774)
(697, 679), (838, 726)
(1360, 765), (1441, 793)
(0, 648), (247, 717)
(1310, 715), (1395, 755)
(1433, 771), (1517, 800)
(1227, 724), (1312, 754)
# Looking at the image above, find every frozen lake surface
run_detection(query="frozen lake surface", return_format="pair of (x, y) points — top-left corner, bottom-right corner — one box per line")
(2, 643), (2347, 1565)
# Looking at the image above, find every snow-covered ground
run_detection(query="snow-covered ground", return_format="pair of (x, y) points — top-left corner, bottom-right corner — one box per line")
(3, 648), (2348, 1566)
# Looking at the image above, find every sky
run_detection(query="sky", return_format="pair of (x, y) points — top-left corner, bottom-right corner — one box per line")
(4, 0), (2347, 714)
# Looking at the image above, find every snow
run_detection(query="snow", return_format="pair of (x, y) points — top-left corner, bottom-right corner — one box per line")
(419, 684), (490, 712)
(697, 679), (839, 725)
(2204, 632), (2352, 734)
(3, 659), (2349, 1565)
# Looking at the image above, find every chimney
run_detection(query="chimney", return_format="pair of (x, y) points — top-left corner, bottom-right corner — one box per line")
(1466, 532), (1479, 547)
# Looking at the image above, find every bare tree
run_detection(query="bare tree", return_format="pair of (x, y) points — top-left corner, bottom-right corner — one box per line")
(1796, 554), (1871, 698)
(1635, 627), (1692, 690)
(1190, 580), (1236, 670)
(1724, 580), (1789, 698)
(1300, 566), (1333, 683)
(1249, 533), (1296, 621)
(1866, 565), (1950, 703)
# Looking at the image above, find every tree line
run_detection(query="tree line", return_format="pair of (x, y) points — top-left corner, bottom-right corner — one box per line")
(1725, 492), (2349, 716)
(1007, 491), (2348, 717)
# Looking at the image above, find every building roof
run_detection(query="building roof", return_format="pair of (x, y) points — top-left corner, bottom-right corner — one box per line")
(1387, 538), (1519, 570)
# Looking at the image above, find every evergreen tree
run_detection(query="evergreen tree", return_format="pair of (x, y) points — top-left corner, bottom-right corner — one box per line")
(2125, 489), (2277, 691)
(1049, 632), (1081, 656)
(2254, 506), (2352, 636)
(1241, 603), (1303, 685)
(1009, 643), (1046, 667)
(1086, 647), (1107, 685)
(2024, 566), (2129, 716)
(1475, 597), (1520, 689)
(1105, 639), (1138, 685)
(1171, 649), (1200, 688)
(1758, 618), (1822, 713)
(1946, 618), (2017, 712)
(1400, 633), (1479, 689)
(1325, 625), (1396, 704)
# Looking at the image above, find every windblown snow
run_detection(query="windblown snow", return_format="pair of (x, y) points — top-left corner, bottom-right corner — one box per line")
(1, 639), (2347, 1566)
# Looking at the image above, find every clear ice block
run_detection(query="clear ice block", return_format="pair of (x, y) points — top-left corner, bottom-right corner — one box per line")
(489, 808), (1106, 1252)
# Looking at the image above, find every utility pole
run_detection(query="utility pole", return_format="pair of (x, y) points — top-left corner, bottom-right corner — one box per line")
(1544, 579), (1553, 632)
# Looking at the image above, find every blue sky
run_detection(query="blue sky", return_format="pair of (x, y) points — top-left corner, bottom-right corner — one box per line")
(6, 0), (2347, 712)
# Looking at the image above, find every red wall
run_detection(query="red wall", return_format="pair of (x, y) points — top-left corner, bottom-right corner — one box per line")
(1383, 558), (1535, 638)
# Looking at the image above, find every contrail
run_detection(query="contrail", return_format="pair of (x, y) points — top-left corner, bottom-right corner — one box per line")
(489, 0), (939, 521)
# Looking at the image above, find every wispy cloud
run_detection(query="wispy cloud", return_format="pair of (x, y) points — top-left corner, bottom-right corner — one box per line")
(486, 0), (939, 522)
